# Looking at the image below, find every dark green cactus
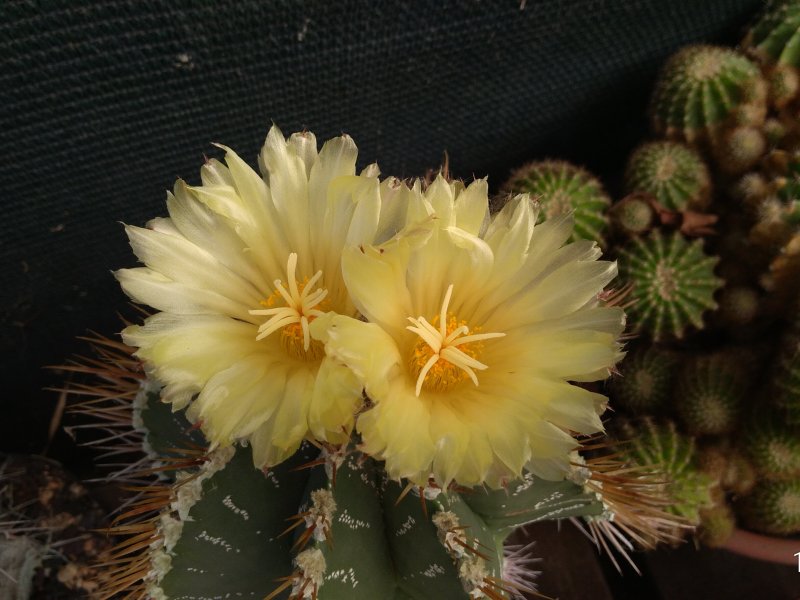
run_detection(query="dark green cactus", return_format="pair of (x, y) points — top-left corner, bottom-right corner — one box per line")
(607, 344), (679, 414)
(624, 142), (711, 212)
(675, 353), (747, 436)
(616, 230), (723, 341)
(737, 479), (800, 535)
(744, 414), (800, 481)
(774, 340), (800, 425)
(698, 502), (736, 547)
(503, 160), (610, 245)
(102, 385), (628, 600)
(608, 194), (657, 237)
(744, 0), (800, 69)
(650, 45), (766, 143)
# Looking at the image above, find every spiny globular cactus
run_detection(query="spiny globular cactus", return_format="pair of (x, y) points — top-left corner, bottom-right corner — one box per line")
(616, 418), (716, 529)
(624, 141), (712, 212)
(615, 229), (723, 341)
(503, 160), (610, 245)
(744, 0), (800, 69)
(675, 353), (747, 436)
(743, 414), (800, 481)
(736, 479), (800, 535)
(607, 344), (680, 414)
(650, 45), (766, 144)
(773, 339), (800, 425)
(95, 385), (677, 600)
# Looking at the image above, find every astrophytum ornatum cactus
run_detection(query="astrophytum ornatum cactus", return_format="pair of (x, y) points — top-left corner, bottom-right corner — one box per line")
(92, 388), (675, 600)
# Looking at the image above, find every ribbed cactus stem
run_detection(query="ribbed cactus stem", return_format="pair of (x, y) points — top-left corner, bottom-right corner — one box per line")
(624, 142), (711, 212)
(503, 160), (610, 245)
(616, 230), (722, 340)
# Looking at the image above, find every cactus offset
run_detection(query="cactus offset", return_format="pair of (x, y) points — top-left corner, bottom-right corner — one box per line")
(737, 479), (800, 535)
(503, 160), (610, 245)
(675, 353), (747, 436)
(616, 229), (722, 340)
(616, 419), (715, 529)
(624, 142), (711, 212)
(608, 345), (679, 414)
(744, 414), (800, 481)
(744, 0), (800, 69)
(650, 45), (766, 144)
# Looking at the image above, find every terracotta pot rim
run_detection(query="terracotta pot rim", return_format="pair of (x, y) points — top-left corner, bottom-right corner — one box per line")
(722, 528), (799, 566)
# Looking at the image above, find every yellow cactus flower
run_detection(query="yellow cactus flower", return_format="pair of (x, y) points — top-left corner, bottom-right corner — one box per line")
(312, 186), (625, 488)
(116, 125), (386, 467)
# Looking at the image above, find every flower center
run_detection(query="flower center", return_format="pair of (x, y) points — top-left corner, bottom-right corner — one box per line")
(249, 253), (328, 361)
(406, 284), (505, 396)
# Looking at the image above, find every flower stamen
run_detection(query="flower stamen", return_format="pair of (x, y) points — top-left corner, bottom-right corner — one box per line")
(407, 284), (505, 396)
(249, 253), (329, 360)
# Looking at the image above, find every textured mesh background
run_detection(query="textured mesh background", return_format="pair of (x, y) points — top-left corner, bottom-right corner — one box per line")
(1, 0), (760, 450)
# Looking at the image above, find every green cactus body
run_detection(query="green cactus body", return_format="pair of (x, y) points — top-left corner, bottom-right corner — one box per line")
(698, 502), (736, 547)
(745, 0), (800, 68)
(120, 388), (615, 600)
(616, 230), (722, 341)
(724, 451), (758, 496)
(714, 126), (768, 174)
(618, 419), (715, 526)
(624, 142), (711, 212)
(744, 415), (800, 480)
(651, 45), (766, 143)
(737, 479), (800, 535)
(608, 345), (679, 414)
(608, 194), (656, 237)
(675, 354), (746, 436)
(503, 160), (610, 245)
(775, 342), (800, 425)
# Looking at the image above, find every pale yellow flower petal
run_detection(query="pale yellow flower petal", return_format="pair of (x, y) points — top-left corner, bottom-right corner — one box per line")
(192, 355), (287, 445)
(118, 128), (379, 469)
(116, 268), (252, 319)
(454, 178), (490, 236)
(308, 357), (363, 444)
(340, 241), (414, 338)
(357, 383), (436, 482)
(310, 313), (403, 401)
(124, 224), (263, 310)
(334, 183), (621, 487)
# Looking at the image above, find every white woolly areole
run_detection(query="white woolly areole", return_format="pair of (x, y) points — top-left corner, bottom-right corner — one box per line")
(432, 510), (491, 597)
(305, 489), (337, 542)
(321, 446), (347, 481)
(566, 452), (591, 486)
(292, 548), (327, 598)
(173, 446), (235, 521)
(131, 379), (163, 457)
(460, 556), (490, 598)
(145, 446), (235, 598)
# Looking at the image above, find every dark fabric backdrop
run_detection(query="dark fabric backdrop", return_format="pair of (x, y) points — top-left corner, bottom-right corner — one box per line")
(1, 0), (762, 452)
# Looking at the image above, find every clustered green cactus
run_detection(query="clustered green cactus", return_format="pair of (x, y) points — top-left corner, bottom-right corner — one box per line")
(599, 0), (800, 545)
